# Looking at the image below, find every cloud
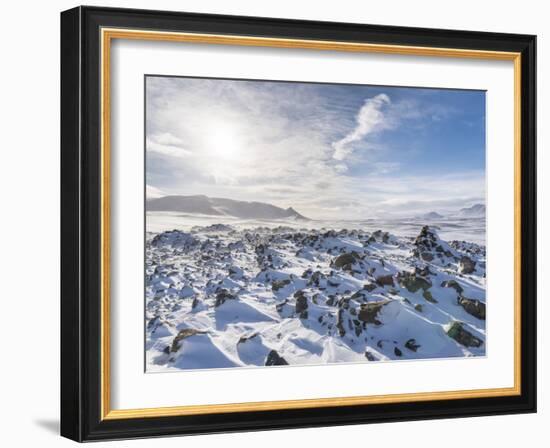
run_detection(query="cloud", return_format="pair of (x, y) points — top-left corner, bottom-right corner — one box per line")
(332, 94), (391, 160)
(145, 77), (344, 197)
(146, 133), (192, 158)
(145, 77), (485, 220)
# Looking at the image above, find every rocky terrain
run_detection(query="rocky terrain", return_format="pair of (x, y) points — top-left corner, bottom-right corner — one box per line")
(145, 224), (486, 371)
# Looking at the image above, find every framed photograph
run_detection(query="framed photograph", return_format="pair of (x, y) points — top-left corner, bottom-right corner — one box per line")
(60, 6), (536, 441)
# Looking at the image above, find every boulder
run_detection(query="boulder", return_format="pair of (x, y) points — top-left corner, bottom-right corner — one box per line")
(446, 322), (483, 347)
(170, 328), (205, 352)
(458, 256), (476, 274)
(365, 350), (377, 361)
(422, 290), (438, 303)
(415, 266), (433, 277)
(376, 274), (394, 287)
(440, 279), (464, 294)
(363, 283), (377, 292)
(215, 289), (236, 307)
(358, 300), (389, 325)
(372, 230), (390, 243)
(458, 297), (486, 320)
(336, 308), (347, 337)
(294, 290), (308, 318)
(405, 338), (421, 352)
(350, 290), (367, 301)
(333, 252), (359, 270)
(398, 272), (432, 292)
(308, 270), (325, 286)
(265, 350), (289, 366)
(413, 226), (438, 250)
(271, 278), (291, 292)
(413, 226), (457, 263)
(151, 230), (198, 249)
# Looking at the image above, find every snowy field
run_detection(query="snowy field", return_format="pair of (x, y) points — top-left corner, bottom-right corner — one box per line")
(146, 211), (486, 245)
(145, 212), (486, 372)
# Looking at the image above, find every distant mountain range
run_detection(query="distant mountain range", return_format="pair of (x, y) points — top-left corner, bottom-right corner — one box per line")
(414, 204), (486, 220)
(456, 203), (486, 217)
(146, 195), (309, 221)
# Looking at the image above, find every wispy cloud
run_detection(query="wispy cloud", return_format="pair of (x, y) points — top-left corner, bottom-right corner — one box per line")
(332, 93), (391, 161)
(146, 133), (192, 158)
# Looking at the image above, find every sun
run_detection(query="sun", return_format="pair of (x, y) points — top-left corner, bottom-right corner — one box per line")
(203, 121), (243, 161)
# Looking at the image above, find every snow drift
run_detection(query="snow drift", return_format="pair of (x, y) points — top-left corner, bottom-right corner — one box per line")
(145, 224), (486, 371)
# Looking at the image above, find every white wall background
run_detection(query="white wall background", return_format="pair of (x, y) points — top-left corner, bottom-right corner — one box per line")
(0, 0), (546, 446)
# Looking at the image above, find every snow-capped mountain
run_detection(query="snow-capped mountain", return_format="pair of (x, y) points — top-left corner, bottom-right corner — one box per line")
(456, 203), (486, 218)
(147, 195), (309, 220)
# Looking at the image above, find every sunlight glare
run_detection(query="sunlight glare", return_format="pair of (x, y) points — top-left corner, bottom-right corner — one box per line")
(204, 121), (243, 161)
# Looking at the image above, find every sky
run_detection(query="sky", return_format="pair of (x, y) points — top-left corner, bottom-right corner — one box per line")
(145, 76), (486, 220)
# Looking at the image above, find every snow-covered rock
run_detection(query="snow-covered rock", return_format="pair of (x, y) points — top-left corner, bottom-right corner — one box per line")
(145, 223), (486, 372)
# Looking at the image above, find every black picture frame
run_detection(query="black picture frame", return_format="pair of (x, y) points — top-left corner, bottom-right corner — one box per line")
(61, 5), (536, 442)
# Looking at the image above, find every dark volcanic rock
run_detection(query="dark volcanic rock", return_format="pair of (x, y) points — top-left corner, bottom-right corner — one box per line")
(415, 266), (433, 277)
(458, 296), (486, 320)
(413, 226), (437, 252)
(147, 219), (487, 369)
(376, 274), (394, 287)
(398, 272), (432, 293)
(271, 278), (291, 292)
(363, 283), (377, 292)
(170, 328), (205, 352)
(458, 256), (476, 274)
(294, 290), (308, 318)
(405, 338), (421, 352)
(336, 308), (346, 336)
(265, 350), (289, 366)
(151, 230), (198, 249)
(350, 290), (367, 301)
(358, 300), (389, 325)
(446, 322), (483, 347)
(333, 252), (360, 270)
(441, 279), (464, 294)
(372, 230), (391, 243)
(365, 350), (377, 361)
(215, 289), (236, 307)
(413, 226), (457, 262)
(308, 270), (325, 286)
(422, 290), (438, 303)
